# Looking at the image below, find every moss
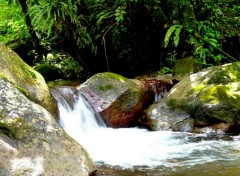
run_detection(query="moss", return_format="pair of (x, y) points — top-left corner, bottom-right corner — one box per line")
(100, 72), (127, 82)
(186, 84), (205, 97)
(173, 56), (202, 81)
(14, 85), (29, 97)
(199, 84), (232, 104)
(0, 71), (8, 81)
(166, 98), (178, 107)
(0, 117), (32, 140)
(208, 62), (240, 84)
(99, 84), (114, 91)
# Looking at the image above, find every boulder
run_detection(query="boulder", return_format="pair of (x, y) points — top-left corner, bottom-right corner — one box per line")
(79, 72), (154, 128)
(172, 56), (202, 82)
(0, 77), (96, 176)
(145, 101), (193, 131)
(166, 62), (240, 132)
(0, 42), (57, 117)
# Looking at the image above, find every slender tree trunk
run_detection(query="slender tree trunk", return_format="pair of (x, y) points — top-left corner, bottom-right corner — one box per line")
(18, 0), (42, 60)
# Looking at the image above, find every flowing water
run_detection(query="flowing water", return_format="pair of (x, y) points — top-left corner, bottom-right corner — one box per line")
(51, 87), (240, 176)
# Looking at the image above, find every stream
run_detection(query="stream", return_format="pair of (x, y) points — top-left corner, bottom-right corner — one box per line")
(51, 86), (240, 176)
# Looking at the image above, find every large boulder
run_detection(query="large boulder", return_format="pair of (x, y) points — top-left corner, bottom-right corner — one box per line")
(0, 77), (96, 175)
(79, 72), (156, 128)
(0, 42), (57, 117)
(165, 62), (240, 132)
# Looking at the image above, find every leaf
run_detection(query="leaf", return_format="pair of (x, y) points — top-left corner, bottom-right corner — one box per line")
(47, 19), (54, 37)
(173, 26), (182, 47)
(164, 25), (182, 48)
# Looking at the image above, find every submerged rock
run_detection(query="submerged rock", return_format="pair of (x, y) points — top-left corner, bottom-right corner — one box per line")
(0, 78), (96, 176)
(0, 42), (57, 117)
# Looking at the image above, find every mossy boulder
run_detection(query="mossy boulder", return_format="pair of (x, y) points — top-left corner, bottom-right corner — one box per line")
(166, 62), (240, 132)
(0, 77), (96, 175)
(0, 42), (57, 117)
(79, 72), (154, 128)
(172, 56), (202, 82)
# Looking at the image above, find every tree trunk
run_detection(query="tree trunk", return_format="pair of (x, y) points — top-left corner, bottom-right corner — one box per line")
(18, 0), (42, 60)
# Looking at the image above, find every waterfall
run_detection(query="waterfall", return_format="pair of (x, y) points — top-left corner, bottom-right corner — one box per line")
(50, 87), (106, 143)
(51, 86), (240, 173)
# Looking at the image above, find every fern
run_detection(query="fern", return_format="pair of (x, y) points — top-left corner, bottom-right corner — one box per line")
(164, 24), (182, 48)
(173, 25), (182, 47)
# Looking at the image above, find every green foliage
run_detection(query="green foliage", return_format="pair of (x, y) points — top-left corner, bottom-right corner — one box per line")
(0, 0), (29, 46)
(35, 52), (84, 80)
(163, 0), (239, 67)
(29, 0), (92, 50)
(1, 0), (239, 76)
(164, 25), (182, 48)
(157, 67), (172, 75)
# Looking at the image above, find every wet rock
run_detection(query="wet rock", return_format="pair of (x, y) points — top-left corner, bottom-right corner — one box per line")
(145, 101), (193, 131)
(79, 72), (154, 128)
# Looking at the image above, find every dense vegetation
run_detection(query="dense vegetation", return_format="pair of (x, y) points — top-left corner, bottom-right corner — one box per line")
(1, 0), (239, 79)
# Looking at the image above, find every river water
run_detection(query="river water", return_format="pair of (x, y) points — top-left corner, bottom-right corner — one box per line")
(51, 87), (240, 176)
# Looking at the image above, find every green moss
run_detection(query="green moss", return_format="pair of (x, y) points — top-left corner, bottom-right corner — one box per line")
(173, 56), (202, 81)
(199, 84), (232, 104)
(0, 72), (10, 83)
(0, 117), (32, 140)
(21, 66), (37, 79)
(101, 72), (127, 82)
(99, 84), (114, 91)
(166, 98), (178, 107)
(208, 62), (240, 84)
(14, 85), (29, 97)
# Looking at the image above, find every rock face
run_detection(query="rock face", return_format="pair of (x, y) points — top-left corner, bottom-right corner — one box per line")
(79, 72), (155, 128)
(145, 101), (193, 131)
(0, 42), (57, 117)
(0, 78), (96, 176)
(165, 62), (240, 132)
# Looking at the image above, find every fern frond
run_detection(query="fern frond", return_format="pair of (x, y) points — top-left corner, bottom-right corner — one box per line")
(164, 24), (182, 48)
(173, 25), (182, 47)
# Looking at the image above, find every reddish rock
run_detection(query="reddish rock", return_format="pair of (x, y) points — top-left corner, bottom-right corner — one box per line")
(79, 72), (171, 128)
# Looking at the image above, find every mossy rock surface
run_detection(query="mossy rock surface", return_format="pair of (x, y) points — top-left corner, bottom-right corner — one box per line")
(172, 56), (202, 82)
(79, 72), (150, 127)
(166, 62), (240, 126)
(0, 77), (96, 175)
(0, 42), (57, 117)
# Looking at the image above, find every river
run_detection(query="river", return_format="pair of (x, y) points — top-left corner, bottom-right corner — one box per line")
(51, 87), (240, 176)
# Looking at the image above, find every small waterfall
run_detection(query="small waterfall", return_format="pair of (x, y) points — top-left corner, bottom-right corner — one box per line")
(51, 86), (240, 175)
(51, 87), (106, 143)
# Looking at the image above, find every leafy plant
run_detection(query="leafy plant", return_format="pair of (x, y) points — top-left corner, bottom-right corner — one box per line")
(0, 0), (29, 46)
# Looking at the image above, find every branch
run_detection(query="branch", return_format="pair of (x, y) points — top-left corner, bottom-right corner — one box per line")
(102, 23), (116, 72)
(194, 32), (238, 62)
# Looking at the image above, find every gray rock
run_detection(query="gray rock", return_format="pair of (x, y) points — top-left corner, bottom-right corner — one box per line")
(146, 101), (193, 131)
(0, 78), (96, 176)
